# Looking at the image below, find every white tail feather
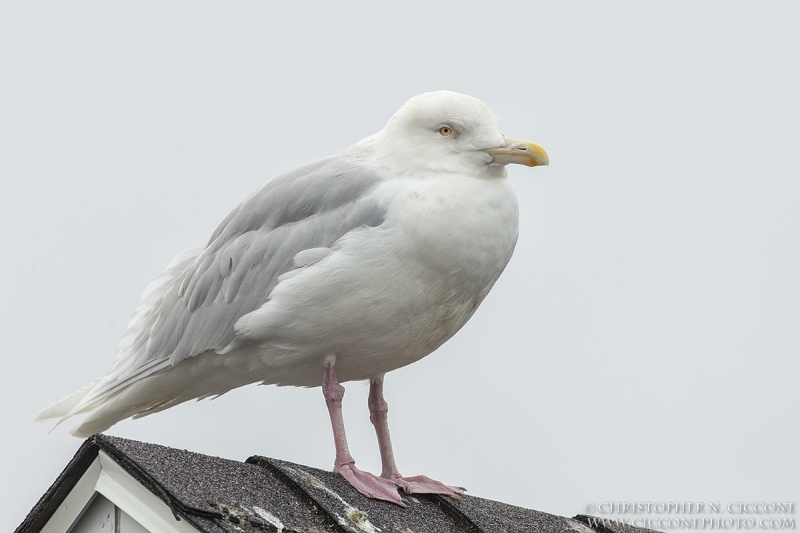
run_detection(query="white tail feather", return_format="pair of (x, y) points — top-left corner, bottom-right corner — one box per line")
(36, 243), (206, 435)
(34, 384), (94, 422)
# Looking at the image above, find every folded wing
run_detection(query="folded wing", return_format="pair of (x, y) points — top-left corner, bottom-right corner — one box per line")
(38, 157), (388, 423)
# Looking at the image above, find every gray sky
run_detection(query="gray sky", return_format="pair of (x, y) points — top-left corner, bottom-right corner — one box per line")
(2, 2), (798, 530)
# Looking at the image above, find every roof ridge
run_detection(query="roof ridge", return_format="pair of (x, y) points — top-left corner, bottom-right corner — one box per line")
(19, 436), (664, 533)
(425, 493), (485, 533)
(246, 455), (350, 533)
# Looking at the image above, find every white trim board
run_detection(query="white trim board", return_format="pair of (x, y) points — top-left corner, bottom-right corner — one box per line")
(41, 457), (101, 533)
(41, 451), (201, 533)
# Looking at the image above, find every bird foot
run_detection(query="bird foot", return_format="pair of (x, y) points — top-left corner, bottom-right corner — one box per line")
(390, 474), (466, 499)
(336, 463), (407, 507)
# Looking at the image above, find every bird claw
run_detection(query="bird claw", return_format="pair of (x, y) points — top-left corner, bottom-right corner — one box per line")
(336, 463), (408, 507)
(391, 474), (466, 499)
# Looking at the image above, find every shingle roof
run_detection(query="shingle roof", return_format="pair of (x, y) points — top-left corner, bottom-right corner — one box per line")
(17, 435), (661, 533)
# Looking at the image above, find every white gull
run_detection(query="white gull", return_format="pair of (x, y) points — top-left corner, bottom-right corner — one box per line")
(37, 90), (549, 505)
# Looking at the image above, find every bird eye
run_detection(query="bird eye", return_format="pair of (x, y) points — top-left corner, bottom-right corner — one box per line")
(438, 126), (453, 137)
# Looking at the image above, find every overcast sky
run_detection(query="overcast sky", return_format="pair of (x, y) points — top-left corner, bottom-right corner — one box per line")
(2, 2), (798, 531)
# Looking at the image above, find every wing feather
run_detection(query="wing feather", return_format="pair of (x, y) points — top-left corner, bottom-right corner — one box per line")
(64, 157), (388, 417)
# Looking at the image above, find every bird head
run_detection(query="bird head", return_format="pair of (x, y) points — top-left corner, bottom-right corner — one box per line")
(367, 90), (548, 179)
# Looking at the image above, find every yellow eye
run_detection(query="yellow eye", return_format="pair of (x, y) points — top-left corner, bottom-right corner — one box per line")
(438, 126), (453, 136)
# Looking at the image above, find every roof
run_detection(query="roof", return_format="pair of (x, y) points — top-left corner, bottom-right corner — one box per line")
(17, 435), (661, 533)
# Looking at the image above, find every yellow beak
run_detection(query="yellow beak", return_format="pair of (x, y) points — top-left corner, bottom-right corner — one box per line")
(485, 138), (549, 167)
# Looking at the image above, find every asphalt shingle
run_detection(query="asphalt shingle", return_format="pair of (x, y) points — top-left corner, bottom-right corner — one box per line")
(17, 435), (663, 533)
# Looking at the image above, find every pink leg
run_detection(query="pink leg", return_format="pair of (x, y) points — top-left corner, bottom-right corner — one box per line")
(368, 376), (465, 498)
(322, 360), (405, 506)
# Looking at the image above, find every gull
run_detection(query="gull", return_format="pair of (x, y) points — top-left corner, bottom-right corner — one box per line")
(37, 90), (549, 505)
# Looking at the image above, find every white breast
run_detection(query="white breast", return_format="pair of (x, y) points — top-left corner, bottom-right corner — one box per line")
(388, 173), (519, 296)
(236, 173), (520, 384)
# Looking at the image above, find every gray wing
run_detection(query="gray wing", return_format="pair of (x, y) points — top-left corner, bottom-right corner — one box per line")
(118, 156), (388, 380)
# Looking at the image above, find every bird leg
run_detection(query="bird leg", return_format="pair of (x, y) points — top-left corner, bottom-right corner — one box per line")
(322, 360), (405, 506)
(368, 376), (466, 498)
